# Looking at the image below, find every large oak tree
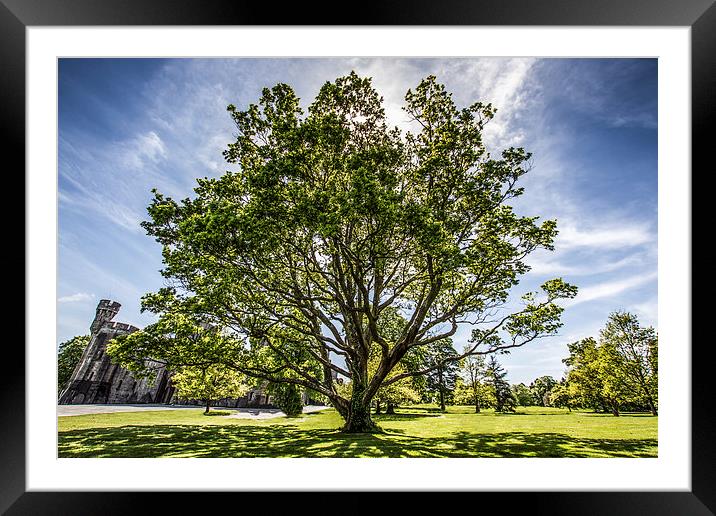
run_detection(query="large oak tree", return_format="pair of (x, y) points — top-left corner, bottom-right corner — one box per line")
(109, 73), (576, 432)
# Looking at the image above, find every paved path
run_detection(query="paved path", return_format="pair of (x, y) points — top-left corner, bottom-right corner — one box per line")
(226, 405), (328, 420)
(57, 404), (329, 419)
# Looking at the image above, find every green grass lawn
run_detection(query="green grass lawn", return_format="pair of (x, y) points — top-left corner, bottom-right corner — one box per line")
(57, 405), (657, 458)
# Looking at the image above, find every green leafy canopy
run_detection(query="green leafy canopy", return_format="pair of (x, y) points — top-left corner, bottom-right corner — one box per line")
(109, 72), (577, 428)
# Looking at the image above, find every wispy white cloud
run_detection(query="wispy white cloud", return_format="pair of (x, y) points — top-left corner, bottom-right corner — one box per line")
(528, 251), (640, 277)
(58, 292), (95, 303)
(556, 222), (654, 250)
(563, 271), (657, 307)
(121, 131), (167, 168)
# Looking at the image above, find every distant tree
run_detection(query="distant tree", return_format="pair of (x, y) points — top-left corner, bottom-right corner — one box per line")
(267, 382), (303, 417)
(563, 337), (605, 411)
(424, 339), (460, 412)
(459, 350), (488, 413)
(529, 375), (558, 406)
(454, 378), (496, 409)
(486, 356), (516, 412)
(562, 312), (658, 417)
(374, 361), (421, 414)
(547, 379), (574, 411)
(172, 364), (249, 414)
(57, 335), (90, 396)
(511, 382), (533, 406)
(600, 311), (658, 415)
(595, 341), (632, 416)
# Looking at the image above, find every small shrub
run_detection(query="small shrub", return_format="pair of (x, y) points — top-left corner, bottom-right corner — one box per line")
(203, 410), (231, 416)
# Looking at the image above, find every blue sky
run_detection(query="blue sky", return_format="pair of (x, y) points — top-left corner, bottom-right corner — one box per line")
(58, 58), (657, 384)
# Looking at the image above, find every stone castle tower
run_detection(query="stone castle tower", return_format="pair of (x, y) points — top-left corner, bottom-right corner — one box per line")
(58, 299), (278, 408)
(58, 300), (175, 405)
(90, 299), (121, 333)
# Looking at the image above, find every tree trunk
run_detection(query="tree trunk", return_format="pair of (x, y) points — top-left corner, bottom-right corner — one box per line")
(386, 403), (395, 414)
(341, 385), (381, 433)
(204, 399), (211, 414)
(375, 400), (381, 414)
(473, 385), (481, 413)
(611, 403), (620, 417)
(438, 367), (446, 412)
(642, 386), (658, 416)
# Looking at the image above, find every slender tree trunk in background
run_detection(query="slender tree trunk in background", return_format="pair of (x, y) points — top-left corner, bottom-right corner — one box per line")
(205, 399), (211, 414)
(438, 367), (446, 412)
(386, 403), (395, 414)
(375, 400), (381, 414)
(611, 403), (620, 417)
(473, 386), (481, 413)
(647, 398), (657, 416)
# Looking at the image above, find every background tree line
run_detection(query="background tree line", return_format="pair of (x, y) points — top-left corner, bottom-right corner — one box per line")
(58, 310), (657, 418)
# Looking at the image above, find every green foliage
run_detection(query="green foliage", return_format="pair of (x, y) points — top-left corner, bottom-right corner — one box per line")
(123, 72), (577, 431)
(547, 381), (574, 410)
(529, 375), (557, 406)
(57, 335), (90, 395)
(563, 312), (658, 416)
(107, 312), (246, 379)
(267, 382), (304, 417)
(203, 410), (231, 416)
(511, 383), (534, 406)
(458, 349), (490, 411)
(453, 377), (496, 408)
(486, 356), (516, 412)
(599, 311), (658, 415)
(338, 348), (421, 410)
(424, 339), (459, 410)
(172, 364), (248, 412)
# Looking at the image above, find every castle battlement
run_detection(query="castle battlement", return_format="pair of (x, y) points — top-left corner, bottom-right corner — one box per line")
(97, 299), (121, 310)
(103, 321), (140, 333)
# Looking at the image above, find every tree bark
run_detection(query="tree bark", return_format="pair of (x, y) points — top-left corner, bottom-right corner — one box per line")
(341, 384), (381, 433)
(611, 403), (620, 417)
(375, 400), (381, 414)
(205, 399), (211, 414)
(386, 403), (395, 414)
(438, 367), (446, 412)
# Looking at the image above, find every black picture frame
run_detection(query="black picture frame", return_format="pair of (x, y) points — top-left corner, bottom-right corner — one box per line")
(3, 0), (710, 513)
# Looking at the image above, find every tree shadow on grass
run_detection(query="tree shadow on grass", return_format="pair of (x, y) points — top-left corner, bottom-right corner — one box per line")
(579, 413), (656, 418)
(373, 413), (441, 422)
(407, 407), (445, 413)
(58, 424), (657, 459)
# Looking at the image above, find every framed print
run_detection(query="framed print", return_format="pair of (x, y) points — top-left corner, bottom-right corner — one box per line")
(3, 0), (711, 513)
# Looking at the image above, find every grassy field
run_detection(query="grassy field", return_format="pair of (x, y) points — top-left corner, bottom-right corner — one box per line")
(58, 405), (657, 458)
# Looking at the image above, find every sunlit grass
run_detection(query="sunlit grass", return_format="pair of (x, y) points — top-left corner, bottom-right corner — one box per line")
(58, 405), (657, 458)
